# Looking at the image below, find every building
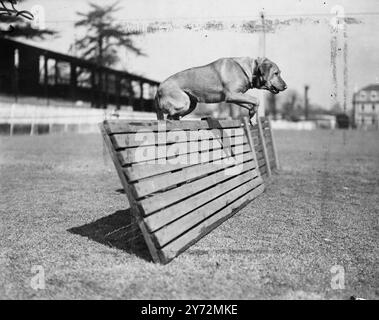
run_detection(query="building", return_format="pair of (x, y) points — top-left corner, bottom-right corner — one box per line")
(352, 84), (379, 129)
(0, 38), (159, 111)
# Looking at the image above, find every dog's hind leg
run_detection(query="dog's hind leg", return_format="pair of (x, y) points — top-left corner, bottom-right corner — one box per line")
(155, 94), (165, 120)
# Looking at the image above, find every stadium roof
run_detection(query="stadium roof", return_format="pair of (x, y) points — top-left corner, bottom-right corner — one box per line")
(360, 84), (379, 91)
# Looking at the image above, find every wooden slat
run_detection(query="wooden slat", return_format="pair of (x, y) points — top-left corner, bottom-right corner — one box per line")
(242, 117), (262, 184)
(251, 133), (262, 144)
(111, 128), (244, 149)
(266, 142), (274, 151)
(263, 133), (272, 141)
(261, 118), (270, 129)
(139, 159), (257, 215)
(268, 119), (280, 169)
(256, 150), (264, 160)
(124, 143), (251, 181)
(117, 135), (248, 165)
(266, 144), (275, 155)
(252, 136), (260, 144)
(267, 154), (275, 164)
(152, 175), (263, 247)
(144, 169), (259, 233)
(257, 158), (265, 167)
(133, 150), (253, 197)
(104, 119), (243, 134)
(257, 117), (272, 178)
(158, 184), (265, 262)
(266, 146), (275, 158)
(250, 128), (259, 137)
(99, 124), (161, 263)
(254, 143), (263, 152)
(250, 129), (259, 138)
(252, 132), (261, 141)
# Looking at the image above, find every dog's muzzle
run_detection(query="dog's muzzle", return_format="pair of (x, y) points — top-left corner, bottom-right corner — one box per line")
(267, 82), (286, 94)
(269, 86), (280, 94)
(260, 81), (277, 93)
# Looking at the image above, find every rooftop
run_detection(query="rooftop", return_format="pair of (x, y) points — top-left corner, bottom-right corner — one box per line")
(360, 84), (379, 92)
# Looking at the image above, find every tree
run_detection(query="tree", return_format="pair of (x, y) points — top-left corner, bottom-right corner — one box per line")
(73, 1), (144, 108)
(0, 0), (56, 38)
(74, 1), (144, 67)
(281, 89), (303, 121)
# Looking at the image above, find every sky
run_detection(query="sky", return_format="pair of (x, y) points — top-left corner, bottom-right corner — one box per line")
(17, 0), (379, 110)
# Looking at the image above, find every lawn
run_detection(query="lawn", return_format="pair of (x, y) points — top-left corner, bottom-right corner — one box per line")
(0, 129), (378, 299)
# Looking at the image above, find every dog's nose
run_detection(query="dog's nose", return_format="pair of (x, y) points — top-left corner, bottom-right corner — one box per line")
(283, 84), (287, 90)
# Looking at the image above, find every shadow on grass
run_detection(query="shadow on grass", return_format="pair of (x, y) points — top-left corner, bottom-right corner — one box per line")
(68, 209), (152, 262)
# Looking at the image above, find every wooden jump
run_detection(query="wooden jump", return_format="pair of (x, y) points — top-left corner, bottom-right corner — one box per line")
(100, 116), (279, 264)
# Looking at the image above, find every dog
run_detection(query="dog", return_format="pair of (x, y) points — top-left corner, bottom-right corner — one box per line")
(155, 57), (287, 120)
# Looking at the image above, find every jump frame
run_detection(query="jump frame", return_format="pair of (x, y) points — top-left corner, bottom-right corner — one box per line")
(100, 116), (279, 264)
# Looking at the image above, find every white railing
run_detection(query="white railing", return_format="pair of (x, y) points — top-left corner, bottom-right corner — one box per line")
(0, 102), (200, 135)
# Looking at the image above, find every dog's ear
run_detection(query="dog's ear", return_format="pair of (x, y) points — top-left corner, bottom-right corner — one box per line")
(254, 57), (271, 88)
(257, 57), (271, 79)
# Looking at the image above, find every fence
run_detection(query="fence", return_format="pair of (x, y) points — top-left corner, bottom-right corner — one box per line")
(0, 102), (200, 135)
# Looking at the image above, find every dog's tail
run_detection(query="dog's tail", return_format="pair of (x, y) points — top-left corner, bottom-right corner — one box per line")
(154, 93), (164, 120)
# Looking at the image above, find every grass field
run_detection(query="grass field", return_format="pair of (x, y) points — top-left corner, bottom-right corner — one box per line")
(0, 129), (378, 299)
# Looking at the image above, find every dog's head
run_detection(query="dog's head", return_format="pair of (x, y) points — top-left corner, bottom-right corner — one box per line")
(254, 57), (287, 94)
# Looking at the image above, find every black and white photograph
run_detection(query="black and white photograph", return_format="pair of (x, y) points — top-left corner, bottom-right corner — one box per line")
(0, 0), (378, 304)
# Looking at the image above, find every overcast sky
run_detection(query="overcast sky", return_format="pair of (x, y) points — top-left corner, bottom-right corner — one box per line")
(20, 0), (379, 110)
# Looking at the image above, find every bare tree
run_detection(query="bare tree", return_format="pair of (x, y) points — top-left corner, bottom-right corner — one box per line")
(74, 1), (144, 67)
(281, 89), (303, 121)
(0, 0), (56, 38)
(73, 1), (144, 108)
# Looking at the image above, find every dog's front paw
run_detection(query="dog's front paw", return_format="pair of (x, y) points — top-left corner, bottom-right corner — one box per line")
(249, 106), (257, 118)
(249, 116), (257, 126)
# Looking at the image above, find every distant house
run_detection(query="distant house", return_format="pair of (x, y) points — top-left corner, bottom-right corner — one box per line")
(353, 84), (379, 129)
(312, 114), (336, 129)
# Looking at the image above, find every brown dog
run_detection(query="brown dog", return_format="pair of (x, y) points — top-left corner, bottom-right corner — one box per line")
(155, 57), (287, 120)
